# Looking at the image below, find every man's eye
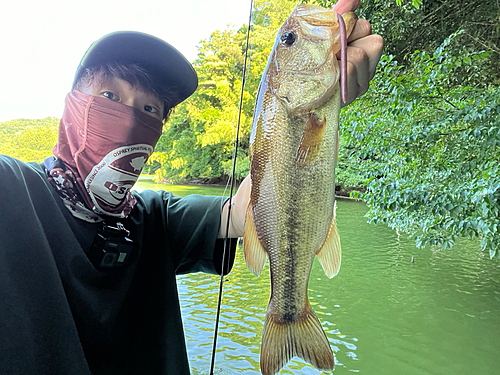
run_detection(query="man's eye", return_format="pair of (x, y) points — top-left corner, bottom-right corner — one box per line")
(102, 91), (119, 101)
(144, 105), (158, 113)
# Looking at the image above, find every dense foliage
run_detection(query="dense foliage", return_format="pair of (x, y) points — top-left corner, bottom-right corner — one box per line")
(156, 0), (499, 255)
(312, 0), (500, 256)
(151, 0), (296, 182)
(0, 118), (59, 162)
(2, 0), (499, 256)
(151, 0), (363, 191)
(342, 32), (500, 256)
(317, 0), (500, 87)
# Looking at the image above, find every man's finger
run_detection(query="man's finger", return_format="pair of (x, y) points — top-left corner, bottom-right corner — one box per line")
(337, 34), (384, 77)
(349, 34), (384, 79)
(347, 19), (372, 43)
(349, 47), (370, 96)
(340, 49), (368, 108)
(337, 34), (384, 107)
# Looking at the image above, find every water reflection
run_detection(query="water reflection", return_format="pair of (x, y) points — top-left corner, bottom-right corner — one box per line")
(134, 181), (500, 374)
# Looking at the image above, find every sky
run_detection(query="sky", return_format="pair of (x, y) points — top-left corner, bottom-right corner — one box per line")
(0, 0), (252, 122)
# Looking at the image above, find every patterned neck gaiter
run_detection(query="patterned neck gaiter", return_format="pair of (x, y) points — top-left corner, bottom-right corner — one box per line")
(46, 90), (162, 222)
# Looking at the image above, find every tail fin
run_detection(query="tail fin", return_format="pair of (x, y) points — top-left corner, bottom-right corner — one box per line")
(260, 302), (334, 375)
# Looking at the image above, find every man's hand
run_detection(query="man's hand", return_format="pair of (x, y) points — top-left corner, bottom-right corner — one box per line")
(334, 0), (384, 107)
(218, 175), (250, 238)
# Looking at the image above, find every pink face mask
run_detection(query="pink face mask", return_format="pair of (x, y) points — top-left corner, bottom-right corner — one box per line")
(53, 90), (162, 218)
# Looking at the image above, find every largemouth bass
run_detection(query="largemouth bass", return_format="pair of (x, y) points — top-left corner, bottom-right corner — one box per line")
(243, 4), (356, 375)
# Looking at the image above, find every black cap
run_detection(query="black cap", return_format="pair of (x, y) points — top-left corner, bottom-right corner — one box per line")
(72, 31), (198, 106)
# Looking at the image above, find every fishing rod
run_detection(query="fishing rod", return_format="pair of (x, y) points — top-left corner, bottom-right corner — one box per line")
(208, 0), (254, 373)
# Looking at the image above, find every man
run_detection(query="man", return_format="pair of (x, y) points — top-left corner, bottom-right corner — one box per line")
(0, 0), (383, 373)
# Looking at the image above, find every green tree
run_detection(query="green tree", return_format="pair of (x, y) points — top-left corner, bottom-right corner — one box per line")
(341, 32), (500, 256)
(313, 0), (499, 86)
(0, 117), (59, 162)
(305, 0), (500, 255)
(152, 0), (296, 182)
(152, 0), (500, 257)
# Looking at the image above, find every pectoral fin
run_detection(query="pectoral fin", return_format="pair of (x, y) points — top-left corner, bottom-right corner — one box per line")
(296, 113), (326, 167)
(243, 203), (267, 276)
(316, 216), (341, 278)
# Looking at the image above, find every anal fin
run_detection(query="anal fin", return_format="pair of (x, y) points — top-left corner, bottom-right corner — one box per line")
(316, 216), (341, 278)
(243, 203), (267, 276)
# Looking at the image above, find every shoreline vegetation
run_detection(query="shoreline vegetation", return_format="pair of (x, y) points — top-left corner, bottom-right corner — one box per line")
(140, 175), (363, 199)
(2, 0), (499, 255)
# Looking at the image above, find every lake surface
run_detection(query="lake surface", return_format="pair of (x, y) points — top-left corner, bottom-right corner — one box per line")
(134, 180), (500, 374)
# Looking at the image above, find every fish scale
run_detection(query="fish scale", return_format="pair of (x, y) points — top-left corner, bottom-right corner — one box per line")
(243, 4), (356, 374)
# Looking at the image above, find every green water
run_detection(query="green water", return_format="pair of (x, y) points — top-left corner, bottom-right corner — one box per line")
(134, 180), (500, 374)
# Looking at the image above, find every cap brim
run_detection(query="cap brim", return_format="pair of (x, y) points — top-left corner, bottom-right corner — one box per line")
(73, 31), (198, 106)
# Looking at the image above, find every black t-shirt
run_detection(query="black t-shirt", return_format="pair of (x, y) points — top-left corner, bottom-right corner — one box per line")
(0, 155), (236, 374)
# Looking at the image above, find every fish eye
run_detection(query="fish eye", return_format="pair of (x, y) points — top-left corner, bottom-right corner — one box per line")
(280, 31), (296, 46)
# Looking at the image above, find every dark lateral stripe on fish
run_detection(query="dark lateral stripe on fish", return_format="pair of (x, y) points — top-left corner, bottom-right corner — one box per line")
(282, 189), (300, 321)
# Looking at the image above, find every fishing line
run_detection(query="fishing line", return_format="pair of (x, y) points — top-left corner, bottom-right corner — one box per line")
(219, 15), (254, 212)
(209, 0), (254, 373)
